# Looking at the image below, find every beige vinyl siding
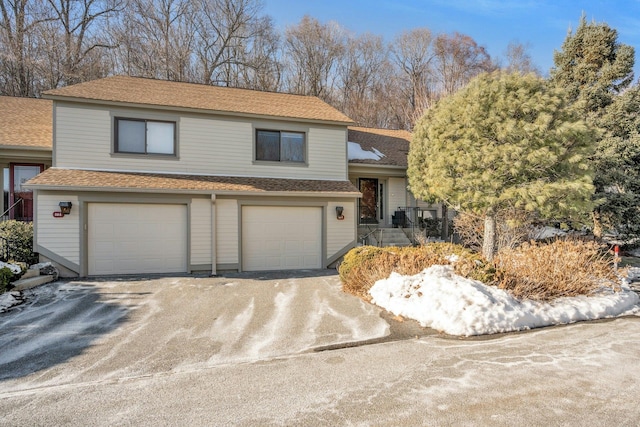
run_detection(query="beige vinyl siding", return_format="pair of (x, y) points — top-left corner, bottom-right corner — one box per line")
(36, 194), (80, 265)
(408, 191), (429, 210)
(190, 198), (212, 265)
(54, 103), (348, 180)
(327, 201), (355, 258)
(216, 199), (238, 264)
(387, 177), (407, 222)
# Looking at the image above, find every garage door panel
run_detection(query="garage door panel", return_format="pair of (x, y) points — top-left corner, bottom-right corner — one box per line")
(89, 203), (187, 275)
(242, 206), (321, 271)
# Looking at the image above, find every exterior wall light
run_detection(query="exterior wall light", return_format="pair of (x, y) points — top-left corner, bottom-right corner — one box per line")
(59, 201), (73, 215)
(336, 206), (344, 220)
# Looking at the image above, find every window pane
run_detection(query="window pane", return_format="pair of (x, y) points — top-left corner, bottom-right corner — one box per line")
(256, 130), (280, 161)
(281, 132), (304, 162)
(13, 165), (41, 193)
(147, 122), (175, 154)
(118, 120), (145, 153)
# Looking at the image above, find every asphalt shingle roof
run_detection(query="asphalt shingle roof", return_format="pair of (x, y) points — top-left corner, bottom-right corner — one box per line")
(26, 168), (360, 195)
(348, 126), (411, 167)
(0, 96), (52, 149)
(43, 76), (354, 124)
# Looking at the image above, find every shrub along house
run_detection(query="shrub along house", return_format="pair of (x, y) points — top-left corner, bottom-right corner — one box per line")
(0, 97), (52, 222)
(25, 76), (361, 276)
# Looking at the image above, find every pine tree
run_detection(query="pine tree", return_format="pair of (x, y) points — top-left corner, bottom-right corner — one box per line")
(550, 15), (639, 238)
(408, 71), (597, 260)
(593, 85), (640, 237)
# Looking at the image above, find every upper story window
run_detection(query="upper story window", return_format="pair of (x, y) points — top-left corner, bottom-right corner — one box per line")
(115, 118), (176, 155)
(256, 130), (305, 163)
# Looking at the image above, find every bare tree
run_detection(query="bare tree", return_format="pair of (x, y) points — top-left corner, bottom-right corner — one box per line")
(193, 0), (278, 88)
(433, 32), (495, 96)
(336, 32), (391, 126)
(389, 28), (436, 129)
(504, 40), (539, 75)
(45, 0), (121, 86)
(283, 15), (344, 99)
(112, 0), (194, 81)
(0, 0), (52, 96)
(235, 15), (282, 91)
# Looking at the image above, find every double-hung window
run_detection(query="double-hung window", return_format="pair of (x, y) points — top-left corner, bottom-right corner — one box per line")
(256, 130), (305, 163)
(115, 118), (176, 155)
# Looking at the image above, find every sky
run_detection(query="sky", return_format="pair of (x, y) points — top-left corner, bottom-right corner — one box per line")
(262, 0), (640, 77)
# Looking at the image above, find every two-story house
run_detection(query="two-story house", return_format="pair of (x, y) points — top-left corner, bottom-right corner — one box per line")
(25, 76), (361, 276)
(1, 97), (52, 221)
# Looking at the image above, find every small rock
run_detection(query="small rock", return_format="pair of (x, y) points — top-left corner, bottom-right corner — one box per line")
(39, 264), (59, 281)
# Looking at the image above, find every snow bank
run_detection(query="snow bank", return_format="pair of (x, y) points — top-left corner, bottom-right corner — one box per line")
(347, 141), (385, 161)
(369, 265), (639, 336)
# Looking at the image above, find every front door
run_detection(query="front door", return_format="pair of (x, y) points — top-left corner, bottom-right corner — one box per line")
(359, 178), (379, 224)
(9, 164), (43, 221)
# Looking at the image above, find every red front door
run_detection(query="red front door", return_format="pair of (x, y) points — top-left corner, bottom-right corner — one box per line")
(9, 163), (44, 221)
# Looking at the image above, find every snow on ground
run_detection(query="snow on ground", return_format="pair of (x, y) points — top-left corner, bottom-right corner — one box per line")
(370, 264), (640, 336)
(0, 291), (22, 312)
(531, 226), (566, 240)
(0, 261), (22, 274)
(347, 141), (385, 161)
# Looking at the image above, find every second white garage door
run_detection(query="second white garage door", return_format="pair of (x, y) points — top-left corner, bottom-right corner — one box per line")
(242, 206), (322, 271)
(88, 203), (188, 275)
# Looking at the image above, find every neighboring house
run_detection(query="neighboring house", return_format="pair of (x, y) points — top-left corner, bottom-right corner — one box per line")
(347, 126), (447, 242)
(0, 97), (52, 221)
(25, 76), (360, 276)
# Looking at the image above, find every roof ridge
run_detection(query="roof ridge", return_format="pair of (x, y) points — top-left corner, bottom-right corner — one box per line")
(349, 125), (411, 132)
(43, 76), (354, 124)
(102, 75), (329, 101)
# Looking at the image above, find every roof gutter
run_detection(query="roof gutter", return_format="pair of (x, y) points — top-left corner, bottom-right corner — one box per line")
(24, 183), (362, 198)
(0, 144), (52, 151)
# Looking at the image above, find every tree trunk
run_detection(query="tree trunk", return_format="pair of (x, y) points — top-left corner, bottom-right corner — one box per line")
(440, 204), (448, 241)
(592, 210), (602, 239)
(482, 212), (496, 261)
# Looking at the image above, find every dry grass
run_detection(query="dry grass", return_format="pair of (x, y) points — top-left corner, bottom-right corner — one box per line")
(339, 243), (494, 299)
(495, 239), (623, 301)
(454, 208), (537, 252)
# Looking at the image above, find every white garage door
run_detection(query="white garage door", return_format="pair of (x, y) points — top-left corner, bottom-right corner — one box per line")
(88, 203), (188, 275)
(242, 206), (322, 271)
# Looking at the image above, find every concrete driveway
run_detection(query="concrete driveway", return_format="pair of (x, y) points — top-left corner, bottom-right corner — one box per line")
(0, 270), (389, 388)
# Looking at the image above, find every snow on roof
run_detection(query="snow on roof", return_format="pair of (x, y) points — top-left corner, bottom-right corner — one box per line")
(348, 141), (386, 161)
(369, 264), (639, 336)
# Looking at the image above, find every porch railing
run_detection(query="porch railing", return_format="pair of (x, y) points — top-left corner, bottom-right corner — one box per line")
(393, 207), (441, 244)
(1, 198), (24, 222)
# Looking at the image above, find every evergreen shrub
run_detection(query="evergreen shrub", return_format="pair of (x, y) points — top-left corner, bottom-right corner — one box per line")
(0, 266), (15, 293)
(0, 220), (38, 264)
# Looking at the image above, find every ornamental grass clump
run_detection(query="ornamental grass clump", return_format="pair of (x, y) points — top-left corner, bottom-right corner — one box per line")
(339, 243), (495, 299)
(494, 239), (621, 301)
